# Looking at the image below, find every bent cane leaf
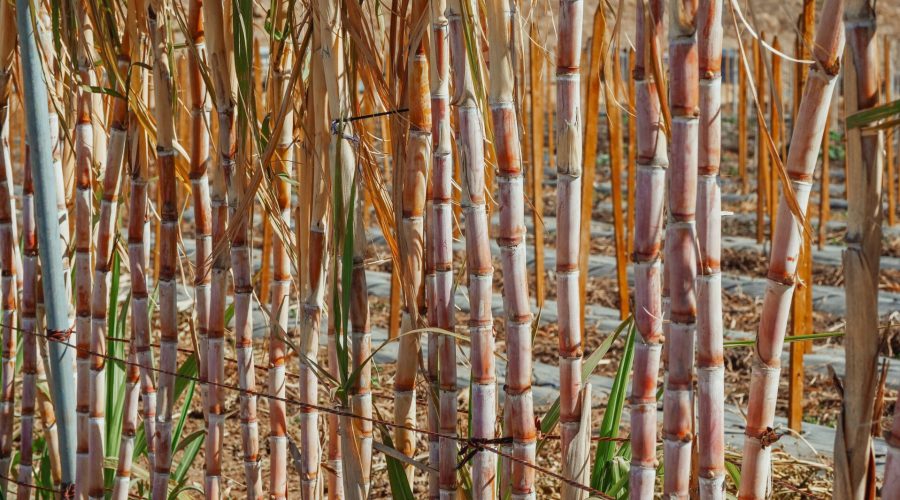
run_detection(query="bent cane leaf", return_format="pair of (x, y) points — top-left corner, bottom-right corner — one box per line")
(591, 321), (636, 491)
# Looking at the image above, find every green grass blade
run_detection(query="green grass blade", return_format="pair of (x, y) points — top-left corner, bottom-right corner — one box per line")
(171, 429), (206, 484)
(724, 330), (843, 348)
(725, 460), (741, 490)
(171, 373), (196, 452)
(225, 301), (235, 328)
(37, 442), (52, 500)
(846, 98), (900, 129)
(374, 407), (415, 499)
(133, 425), (147, 462)
(105, 253), (128, 488)
(591, 320), (636, 491)
(173, 353), (199, 401)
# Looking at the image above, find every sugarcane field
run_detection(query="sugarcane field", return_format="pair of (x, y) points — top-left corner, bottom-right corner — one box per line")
(2, 0), (900, 497)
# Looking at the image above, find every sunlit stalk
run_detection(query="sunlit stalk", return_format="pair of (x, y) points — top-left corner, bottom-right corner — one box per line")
(186, 0), (212, 443)
(696, 0), (725, 496)
(147, 0), (181, 494)
(17, 0), (79, 487)
(296, 5), (332, 494)
(226, 37), (263, 500)
(488, 1), (535, 498)
(556, 1), (591, 496)
(88, 19), (130, 499)
(395, 0), (430, 484)
(125, 17), (157, 494)
(17, 135), (38, 500)
(202, 0), (235, 494)
(447, 0), (495, 495)
(267, 0), (292, 496)
(0, 0), (17, 490)
(345, 197), (372, 500)
(427, 1), (450, 496)
(314, 2), (355, 497)
(739, 0), (844, 496)
(629, 0), (667, 496)
(110, 345), (139, 500)
(663, 0), (699, 496)
(74, 7), (99, 494)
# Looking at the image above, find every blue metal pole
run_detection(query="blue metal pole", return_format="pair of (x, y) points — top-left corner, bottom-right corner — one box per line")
(15, 0), (77, 489)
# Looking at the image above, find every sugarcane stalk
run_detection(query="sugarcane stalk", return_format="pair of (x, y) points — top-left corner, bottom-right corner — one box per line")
(18, 137), (63, 495)
(326, 282), (344, 500)
(338, 22), (376, 500)
(225, 39), (263, 500)
(147, 0), (182, 495)
(343, 189), (373, 500)
(394, 0), (431, 484)
(125, 19), (157, 494)
(17, 0), (79, 487)
(46, 30), (73, 352)
(834, 0), (881, 497)
(13, 8), (66, 489)
(202, 0), (235, 495)
(426, 191), (444, 491)
(428, 1), (450, 497)
(110, 343), (140, 500)
(738, 0), (844, 496)
(663, 0), (699, 496)
(696, 0), (724, 497)
(114, 69), (146, 490)
(186, 0), (211, 435)
(17, 135), (37, 500)
(267, 2), (293, 497)
(87, 21), (130, 500)
(74, 7), (98, 494)
(296, 10), (332, 496)
(792, 0), (818, 390)
(555, 1), (591, 497)
(487, 1), (535, 498)
(425, 55), (440, 500)
(788, 12), (818, 424)
(314, 2), (356, 497)
(35, 13), (64, 481)
(629, 0), (667, 496)
(0, 5), (16, 494)
(0, 22), (19, 293)
(447, 0), (498, 495)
